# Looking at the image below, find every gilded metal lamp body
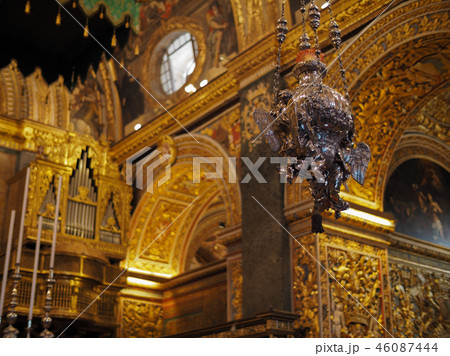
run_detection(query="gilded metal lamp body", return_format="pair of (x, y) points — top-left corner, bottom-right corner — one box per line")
(254, 1), (370, 233)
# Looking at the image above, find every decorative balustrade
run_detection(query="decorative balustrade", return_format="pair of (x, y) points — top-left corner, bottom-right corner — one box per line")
(1, 274), (118, 323)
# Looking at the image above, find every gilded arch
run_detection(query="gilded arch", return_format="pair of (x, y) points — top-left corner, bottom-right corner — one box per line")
(323, 0), (450, 210)
(126, 133), (241, 276)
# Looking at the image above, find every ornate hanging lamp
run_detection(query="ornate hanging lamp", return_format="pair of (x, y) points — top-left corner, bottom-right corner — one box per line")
(253, 0), (371, 233)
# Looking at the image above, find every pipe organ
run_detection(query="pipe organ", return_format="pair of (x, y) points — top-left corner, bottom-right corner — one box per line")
(66, 149), (97, 240)
(10, 141), (134, 253)
(2, 133), (132, 335)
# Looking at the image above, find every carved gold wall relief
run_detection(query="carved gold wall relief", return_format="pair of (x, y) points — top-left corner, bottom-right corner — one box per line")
(352, 39), (449, 207)
(293, 233), (391, 338)
(129, 172), (224, 275)
(142, 200), (186, 263)
(326, 246), (385, 337)
(292, 234), (320, 337)
(327, 0), (449, 89)
(97, 181), (133, 245)
(120, 299), (163, 338)
(175, 135), (241, 225)
(384, 86), (450, 182)
(127, 166), (214, 275)
(389, 259), (450, 337)
(323, 236), (391, 338)
(26, 160), (71, 229)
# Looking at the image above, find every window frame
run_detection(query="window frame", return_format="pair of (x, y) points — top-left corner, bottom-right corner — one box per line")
(142, 19), (206, 106)
(160, 32), (199, 95)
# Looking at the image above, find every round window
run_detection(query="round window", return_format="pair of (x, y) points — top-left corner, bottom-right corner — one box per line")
(160, 32), (198, 95)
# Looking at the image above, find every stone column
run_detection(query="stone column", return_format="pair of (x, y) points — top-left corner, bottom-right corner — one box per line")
(239, 75), (291, 317)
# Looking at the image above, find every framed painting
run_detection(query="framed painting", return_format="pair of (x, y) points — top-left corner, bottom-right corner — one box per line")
(384, 159), (450, 247)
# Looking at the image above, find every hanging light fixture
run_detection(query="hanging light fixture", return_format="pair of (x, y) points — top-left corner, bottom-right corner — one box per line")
(83, 18), (89, 38)
(56, 7), (62, 25)
(25, 0), (31, 14)
(134, 36), (140, 56)
(253, 0), (371, 233)
(111, 28), (117, 47)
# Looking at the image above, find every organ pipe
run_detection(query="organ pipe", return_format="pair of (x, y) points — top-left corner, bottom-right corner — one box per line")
(66, 150), (96, 239)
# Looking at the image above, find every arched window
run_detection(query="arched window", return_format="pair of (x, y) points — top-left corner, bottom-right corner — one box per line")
(160, 32), (198, 95)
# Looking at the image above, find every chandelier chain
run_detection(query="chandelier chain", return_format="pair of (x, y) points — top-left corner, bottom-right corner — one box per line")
(300, 0), (307, 35)
(326, 0), (350, 101)
(308, 0), (321, 61)
(273, 1), (288, 109)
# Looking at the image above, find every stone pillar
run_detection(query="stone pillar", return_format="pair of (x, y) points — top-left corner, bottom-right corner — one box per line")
(239, 75), (291, 317)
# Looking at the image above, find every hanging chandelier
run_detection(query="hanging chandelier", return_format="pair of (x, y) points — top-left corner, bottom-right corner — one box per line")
(253, 0), (371, 233)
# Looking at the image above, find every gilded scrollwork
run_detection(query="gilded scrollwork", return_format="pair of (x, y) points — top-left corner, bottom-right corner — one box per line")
(96, 180), (132, 245)
(387, 135), (450, 184)
(327, 0), (449, 88)
(121, 299), (163, 338)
